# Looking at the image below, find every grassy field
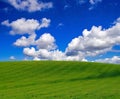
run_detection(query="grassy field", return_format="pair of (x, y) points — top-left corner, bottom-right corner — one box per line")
(0, 61), (120, 99)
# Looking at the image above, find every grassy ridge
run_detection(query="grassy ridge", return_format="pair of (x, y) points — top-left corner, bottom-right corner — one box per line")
(0, 61), (120, 99)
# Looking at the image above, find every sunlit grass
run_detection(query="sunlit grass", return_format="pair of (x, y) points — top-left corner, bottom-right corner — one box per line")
(0, 61), (120, 99)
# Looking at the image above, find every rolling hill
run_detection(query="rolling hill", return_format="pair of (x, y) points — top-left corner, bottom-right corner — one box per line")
(0, 61), (120, 99)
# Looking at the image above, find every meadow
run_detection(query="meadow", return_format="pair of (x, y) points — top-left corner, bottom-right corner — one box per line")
(0, 61), (120, 99)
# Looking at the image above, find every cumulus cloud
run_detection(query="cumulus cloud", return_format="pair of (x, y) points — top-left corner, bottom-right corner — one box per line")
(65, 55), (84, 61)
(14, 34), (36, 47)
(23, 32), (86, 61)
(2, 17), (120, 63)
(23, 33), (65, 60)
(21, 17), (120, 62)
(23, 47), (65, 60)
(66, 19), (120, 58)
(95, 56), (120, 64)
(23, 34), (86, 61)
(2, 18), (51, 35)
(23, 46), (87, 61)
(39, 18), (51, 29)
(35, 33), (57, 50)
(23, 47), (37, 57)
(2, 18), (39, 35)
(2, 18), (51, 48)
(7, 0), (53, 12)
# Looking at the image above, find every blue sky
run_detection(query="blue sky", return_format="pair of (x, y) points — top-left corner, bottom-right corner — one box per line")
(0, 0), (120, 63)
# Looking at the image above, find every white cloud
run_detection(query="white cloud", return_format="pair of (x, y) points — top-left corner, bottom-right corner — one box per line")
(37, 49), (65, 60)
(23, 47), (65, 60)
(2, 18), (51, 48)
(21, 17), (120, 62)
(2, 18), (51, 35)
(14, 34), (36, 47)
(39, 18), (51, 29)
(23, 33), (65, 60)
(95, 56), (120, 64)
(1, 18), (50, 48)
(3, 17), (120, 63)
(10, 56), (16, 60)
(35, 33), (57, 50)
(23, 47), (37, 57)
(65, 55), (84, 61)
(23, 47), (84, 61)
(23, 33), (85, 61)
(66, 18), (120, 58)
(8, 0), (53, 12)
(2, 18), (39, 35)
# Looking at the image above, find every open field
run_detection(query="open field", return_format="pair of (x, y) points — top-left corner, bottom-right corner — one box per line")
(0, 61), (120, 99)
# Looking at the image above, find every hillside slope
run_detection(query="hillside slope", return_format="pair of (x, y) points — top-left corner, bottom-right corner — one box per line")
(0, 61), (120, 99)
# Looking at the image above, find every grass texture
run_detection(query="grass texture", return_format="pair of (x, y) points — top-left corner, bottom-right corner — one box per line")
(0, 61), (120, 99)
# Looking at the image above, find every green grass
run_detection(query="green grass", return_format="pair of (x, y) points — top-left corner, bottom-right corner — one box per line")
(0, 61), (120, 99)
